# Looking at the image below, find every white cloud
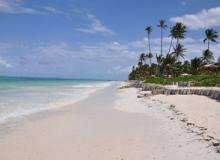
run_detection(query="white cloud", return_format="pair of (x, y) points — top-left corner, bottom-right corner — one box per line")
(0, 41), (26, 53)
(29, 37), (220, 64)
(75, 14), (115, 36)
(126, 36), (220, 60)
(170, 6), (220, 30)
(108, 65), (132, 74)
(113, 41), (119, 45)
(0, 0), (40, 14)
(1, 37), (219, 78)
(0, 57), (12, 68)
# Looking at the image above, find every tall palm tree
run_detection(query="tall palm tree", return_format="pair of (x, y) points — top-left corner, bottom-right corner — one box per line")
(145, 26), (152, 54)
(203, 28), (218, 50)
(171, 44), (186, 62)
(157, 20), (167, 55)
(202, 49), (214, 64)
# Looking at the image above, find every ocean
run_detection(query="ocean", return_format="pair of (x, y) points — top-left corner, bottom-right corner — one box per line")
(0, 77), (112, 124)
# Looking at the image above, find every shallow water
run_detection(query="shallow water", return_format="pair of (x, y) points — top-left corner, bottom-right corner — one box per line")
(0, 77), (112, 124)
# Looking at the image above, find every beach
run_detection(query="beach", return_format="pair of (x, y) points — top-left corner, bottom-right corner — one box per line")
(0, 82), (220, 160)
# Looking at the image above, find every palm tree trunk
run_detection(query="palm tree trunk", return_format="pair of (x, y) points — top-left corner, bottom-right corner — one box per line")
(148, 33), (151, 53)
(161, 29), (163, 56)
(168, 37), (173, 54)
(177, 38), (179, 46)
(208, 40), (210, 50)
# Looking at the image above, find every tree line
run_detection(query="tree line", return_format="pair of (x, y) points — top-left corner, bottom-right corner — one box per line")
(129, 20), (220, 80)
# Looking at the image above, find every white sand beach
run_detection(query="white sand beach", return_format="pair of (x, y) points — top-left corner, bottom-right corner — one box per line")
(0, 83), (220, 160)
(152, 94), (220, 140)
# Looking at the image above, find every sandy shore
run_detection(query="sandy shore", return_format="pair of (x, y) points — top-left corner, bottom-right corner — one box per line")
(152, 94), (220, 140)
(0, 83), (220, 160)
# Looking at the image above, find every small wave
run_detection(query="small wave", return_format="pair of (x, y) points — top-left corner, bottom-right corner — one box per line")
(0, 81), (114, 125)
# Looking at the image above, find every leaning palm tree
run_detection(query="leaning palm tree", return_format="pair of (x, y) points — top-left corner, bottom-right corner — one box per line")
(202, 49), (214, 64)
(157, 20), (167, 55)
(145, 25), (152, 53)
(203, 28), (218, 50)
(171, 44), (186, 62)
(168, 26), (175, 54)
(168, 23), (187, 55)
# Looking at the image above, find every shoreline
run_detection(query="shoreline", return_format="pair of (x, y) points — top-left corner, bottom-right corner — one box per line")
(0, 82), (220, 159)
(0, 81), (115, 132)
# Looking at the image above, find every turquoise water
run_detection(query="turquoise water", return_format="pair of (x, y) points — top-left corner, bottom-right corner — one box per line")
(0, 77), (112, 124)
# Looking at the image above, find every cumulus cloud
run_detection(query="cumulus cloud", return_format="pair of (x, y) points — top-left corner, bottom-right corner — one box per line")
(0, 0), (40, 14)
(170, 6), (220, 30)
(75, 14), (115, 36)
(0, 57), (12, 68)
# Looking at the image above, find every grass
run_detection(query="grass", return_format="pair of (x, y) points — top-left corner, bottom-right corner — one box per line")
(143, 74), (220, 87)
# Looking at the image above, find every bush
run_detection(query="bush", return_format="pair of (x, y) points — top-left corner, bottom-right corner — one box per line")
(143, 74), (220, 86)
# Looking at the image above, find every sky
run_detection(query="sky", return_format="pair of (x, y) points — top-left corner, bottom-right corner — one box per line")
(0, 0), (220, 80)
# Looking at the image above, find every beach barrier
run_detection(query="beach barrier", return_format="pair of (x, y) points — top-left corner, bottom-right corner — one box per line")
(130, 81), (220, 101)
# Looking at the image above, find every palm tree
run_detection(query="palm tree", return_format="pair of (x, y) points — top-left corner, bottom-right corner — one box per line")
(202, 49), (214, 64)
(146, 52), (153, 65)
(183, 60), (190, 73)
(171, 22), (187, 45)
(203, 28), (218, 50)
(168, 26), (174, 54)
(156, 54), (163, 76)
(157, 20), (167, 56)
(191, 57), (203, 74)
(145, 26), (153, 66)
(161, 54), (176, 76)
(138, 61), (143, 68)
(171, 44), (186, 62)
(162, 54), (176, 66)
(156, 54), (163, 65)
(139, 53), (146, 65)
(145, 25), (152, 53)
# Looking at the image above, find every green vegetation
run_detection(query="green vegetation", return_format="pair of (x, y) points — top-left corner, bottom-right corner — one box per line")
(143, 74), (220, 87)
(129, 20), (220, 86)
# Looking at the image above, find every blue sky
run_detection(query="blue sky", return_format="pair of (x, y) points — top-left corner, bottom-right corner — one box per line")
(0, 0), (220, 80)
